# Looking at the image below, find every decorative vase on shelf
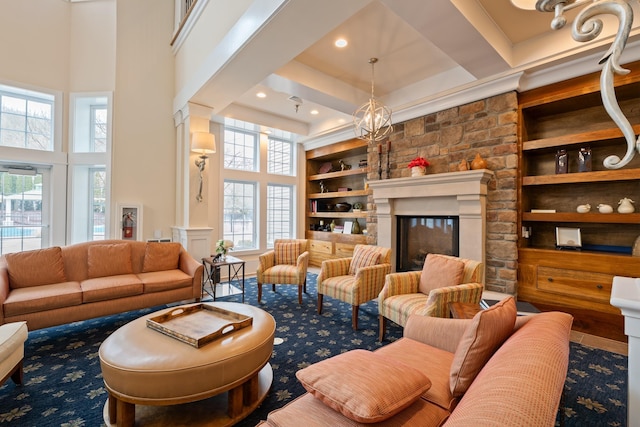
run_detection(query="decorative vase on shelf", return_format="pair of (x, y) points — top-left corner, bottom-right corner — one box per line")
(618, 198), (635, 213)
(411, 166), (426, 177)
(458, 159), (469, 171)
(470, 153), (487, 170)
(352, 219), (362, 234)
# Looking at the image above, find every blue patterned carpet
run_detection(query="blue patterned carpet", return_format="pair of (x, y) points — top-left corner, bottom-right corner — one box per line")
(0, 273), (627, 426)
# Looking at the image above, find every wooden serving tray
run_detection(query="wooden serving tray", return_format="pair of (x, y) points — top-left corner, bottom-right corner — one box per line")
(146, 304), (253, 348)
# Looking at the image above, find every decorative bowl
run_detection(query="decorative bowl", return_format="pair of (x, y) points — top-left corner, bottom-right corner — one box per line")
(334, 203), (352, 212)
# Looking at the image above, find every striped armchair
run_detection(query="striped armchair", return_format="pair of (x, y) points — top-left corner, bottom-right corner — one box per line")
(378, 253), (484, 341)
(317, 244), (391, 330)
(256, 239), (309, 304)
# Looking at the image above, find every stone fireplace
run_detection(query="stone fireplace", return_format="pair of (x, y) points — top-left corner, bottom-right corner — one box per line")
(368, 169), (493, 273)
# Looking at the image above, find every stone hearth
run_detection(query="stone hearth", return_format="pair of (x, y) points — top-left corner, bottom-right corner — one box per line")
(368, 169), (493, 272)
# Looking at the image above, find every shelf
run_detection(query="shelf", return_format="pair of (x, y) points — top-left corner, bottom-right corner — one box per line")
(309, 212), (368, 219)
(308, 189), (369, 199)
(308, 168), (367, 181)
(522, 212), (640, 224)
(522, 168), (640, 185)
(522, 125), (640, 152)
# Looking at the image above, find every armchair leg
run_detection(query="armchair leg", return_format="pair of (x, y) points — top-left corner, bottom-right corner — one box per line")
(258, 283), (263, 303)
(317, 294), (323, 314)
(297, 285), (303, 304)
(378, 315), (386, 342)
(303, 278), (307, 294)
(352, 306), (359, 330)
(272, 284), (276, 292)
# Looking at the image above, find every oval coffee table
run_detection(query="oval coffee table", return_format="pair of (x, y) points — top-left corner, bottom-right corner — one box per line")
(99, 302), (275, 427)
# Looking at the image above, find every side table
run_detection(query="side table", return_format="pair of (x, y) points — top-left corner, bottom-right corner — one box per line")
(202, 255), (246, 302)
(448, 301), (482, 319)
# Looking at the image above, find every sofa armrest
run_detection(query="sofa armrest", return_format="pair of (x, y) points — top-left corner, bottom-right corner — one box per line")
(352, 263), (391, 303)
(296, 251), (309, 272)
(404, 314), (471, 353)
(0, 264), (8, 322)
(378, 271), (421, 305)
(178, 249), (203, 299)
(257, 251), (275, 280)
(422, 282), (484, 318)
(318, 258), (351, 284)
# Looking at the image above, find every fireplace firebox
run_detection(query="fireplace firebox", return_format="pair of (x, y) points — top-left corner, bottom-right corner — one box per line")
(396, 216), (459, 272)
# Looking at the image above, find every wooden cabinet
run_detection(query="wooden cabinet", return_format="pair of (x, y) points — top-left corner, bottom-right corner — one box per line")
(517, 61), (640, 338)
(306, 139), (370, 266)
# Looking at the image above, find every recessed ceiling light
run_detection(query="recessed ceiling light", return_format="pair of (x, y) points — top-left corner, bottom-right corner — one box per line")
(335, 38), (348, 48)
(310, 110), (319, 115)
(256, 92), (266, 98)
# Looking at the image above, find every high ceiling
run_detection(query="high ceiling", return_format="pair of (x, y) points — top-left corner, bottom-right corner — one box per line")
(184, 0), (640, 144)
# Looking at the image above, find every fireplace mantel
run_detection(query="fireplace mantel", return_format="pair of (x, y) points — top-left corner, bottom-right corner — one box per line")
(369, 169), (494, 271)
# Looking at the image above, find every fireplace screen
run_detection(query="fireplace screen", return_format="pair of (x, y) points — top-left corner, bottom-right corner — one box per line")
(396, 216), (459, 272)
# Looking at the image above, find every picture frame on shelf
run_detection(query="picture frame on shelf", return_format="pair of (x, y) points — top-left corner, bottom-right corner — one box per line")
(555, 227), (581, 249)
(343, 221), (353, 235)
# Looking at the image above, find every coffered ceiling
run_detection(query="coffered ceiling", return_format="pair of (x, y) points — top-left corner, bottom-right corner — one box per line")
(183, 0), (640, 144)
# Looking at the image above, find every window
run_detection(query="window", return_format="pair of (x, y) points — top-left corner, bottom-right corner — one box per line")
(89, 168), (106, 240)
(222, 180), (257, 250)
(0, 169), (48, 255)
(68, 93), (112, 244)
(224, 120), (258, 171)
(266, 184), (293, 246)
(222, 118), (297, 251)
(268, 133), (294, 176)
(72, 95), (108, 153)
(0, 86), (54, 151)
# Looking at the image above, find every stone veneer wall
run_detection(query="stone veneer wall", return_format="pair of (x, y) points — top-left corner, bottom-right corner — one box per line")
(365, 92), (518, 294)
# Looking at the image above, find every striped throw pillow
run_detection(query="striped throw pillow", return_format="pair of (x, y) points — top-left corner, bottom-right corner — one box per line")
(275, 241), (303, 265)
(349, 246), (381, 275)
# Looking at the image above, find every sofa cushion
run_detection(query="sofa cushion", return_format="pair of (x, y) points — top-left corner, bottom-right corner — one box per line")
(449, 296), (516, 397)
(142, 242), (182, 273)
(138, 270), (193, 293)
(275, 241), (303, 265)
(348, 246), (381, 276)
(87, 243), (133, 279)
(419, 254), (465, 295)
(81, 275), (143, 303)
(5, 247), (66, 289)
(3, 282), (82, 317)
(375, 337), (457, 412)
(266, 392), (450, 427)
(296, 349), (431, 423)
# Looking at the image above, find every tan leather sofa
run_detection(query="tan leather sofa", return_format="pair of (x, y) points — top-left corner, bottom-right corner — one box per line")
(257, 298), (573, 427)
(0, 240), (203, 330)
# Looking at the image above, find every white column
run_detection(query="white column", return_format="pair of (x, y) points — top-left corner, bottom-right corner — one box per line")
(610, 275), (640, 426)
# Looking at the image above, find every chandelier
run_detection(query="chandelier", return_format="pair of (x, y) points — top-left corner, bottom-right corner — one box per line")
(513, 0), (638, 169)
(353, 58), (393, 142)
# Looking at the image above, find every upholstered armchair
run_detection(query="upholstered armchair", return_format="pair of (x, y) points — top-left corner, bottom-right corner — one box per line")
(317, 244), (391, 330)
(256, 239), (309, 304)
(378, 253), (484, 341)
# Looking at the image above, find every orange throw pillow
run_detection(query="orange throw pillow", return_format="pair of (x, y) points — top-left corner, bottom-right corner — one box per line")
(142, 242), (182, 272)
(296, 349), (431, 423)
(87, 243), (133, 278)
(419, 254), (465, 294)
(449, 296), (517, 397)
(5, 247), (66, 288)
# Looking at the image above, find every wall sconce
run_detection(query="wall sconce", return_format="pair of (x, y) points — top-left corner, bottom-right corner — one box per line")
(191, 132), (216, 202)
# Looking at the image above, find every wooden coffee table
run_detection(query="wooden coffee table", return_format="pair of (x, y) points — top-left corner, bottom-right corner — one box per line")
(99, 302), (275, 427)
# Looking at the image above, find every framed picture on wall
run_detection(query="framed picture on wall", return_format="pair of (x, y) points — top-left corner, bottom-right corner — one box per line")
(116, 203), (143, 241)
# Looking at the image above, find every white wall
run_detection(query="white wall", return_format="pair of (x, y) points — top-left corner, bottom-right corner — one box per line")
(111, 0), (177, 241)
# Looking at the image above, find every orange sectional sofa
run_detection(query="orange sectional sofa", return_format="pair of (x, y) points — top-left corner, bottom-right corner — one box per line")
(0, 240), (203, 330)
(258, 298), (573, 427)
